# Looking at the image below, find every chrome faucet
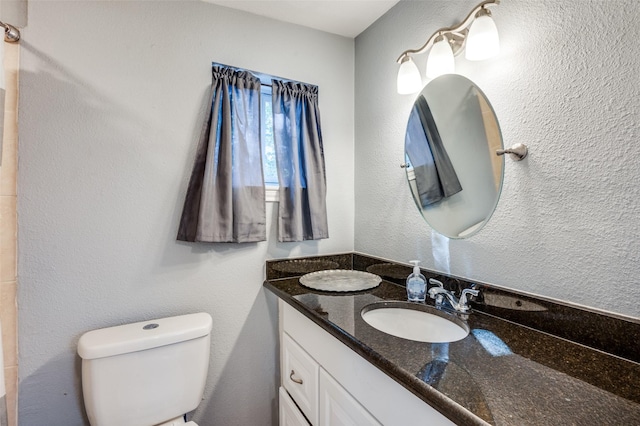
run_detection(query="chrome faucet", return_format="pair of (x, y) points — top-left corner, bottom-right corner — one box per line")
(428, 279), (479, 313)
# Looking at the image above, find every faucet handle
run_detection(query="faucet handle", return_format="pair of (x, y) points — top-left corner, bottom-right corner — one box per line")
(428, 278), (444, 288)
(458, 288), (480, 312)
(427, 279), (445, 301)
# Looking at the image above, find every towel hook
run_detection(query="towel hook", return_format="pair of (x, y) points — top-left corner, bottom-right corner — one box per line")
(496, 143), (528, 161)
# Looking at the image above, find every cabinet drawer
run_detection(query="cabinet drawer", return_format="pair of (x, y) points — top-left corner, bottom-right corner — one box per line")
(282, 332), (319, 425)
(280, 387), (311, 426)
(319, 369), (381, 426)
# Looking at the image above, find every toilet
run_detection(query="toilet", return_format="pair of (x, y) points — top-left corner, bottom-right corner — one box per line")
(77, 312), (213, 426)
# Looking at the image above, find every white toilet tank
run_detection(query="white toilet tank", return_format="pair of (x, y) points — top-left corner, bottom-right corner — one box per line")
(77, 312), (212, 426)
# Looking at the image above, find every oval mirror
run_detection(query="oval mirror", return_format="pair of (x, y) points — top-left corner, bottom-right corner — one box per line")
(404, 74), (503, 238)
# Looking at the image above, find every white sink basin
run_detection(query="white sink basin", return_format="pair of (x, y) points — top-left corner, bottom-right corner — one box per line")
(361, 302), (469, 343)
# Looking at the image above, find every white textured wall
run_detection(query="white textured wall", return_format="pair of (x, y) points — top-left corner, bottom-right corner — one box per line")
(355, 0), (640, 319)
(0, 0), (27, 28)
(18, 2), (354, 425)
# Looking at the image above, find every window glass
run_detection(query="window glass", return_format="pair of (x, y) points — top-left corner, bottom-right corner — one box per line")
(261, 85), (278, 186)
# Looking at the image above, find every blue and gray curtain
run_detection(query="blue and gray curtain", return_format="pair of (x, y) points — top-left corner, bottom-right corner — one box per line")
(272, 80), (328, 242)
(177, 66), (265, 243)
(177, 65), (328, 243)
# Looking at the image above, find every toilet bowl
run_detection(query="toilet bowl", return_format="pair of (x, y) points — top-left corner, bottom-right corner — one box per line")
(77, 313), (212, 426)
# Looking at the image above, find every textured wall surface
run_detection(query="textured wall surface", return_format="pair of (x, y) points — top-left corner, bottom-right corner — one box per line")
(18, 2), (354, 425)
(354, 0), (640, 319)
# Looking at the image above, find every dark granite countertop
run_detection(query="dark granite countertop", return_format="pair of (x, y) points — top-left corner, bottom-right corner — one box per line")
(264, 253), (640, 426)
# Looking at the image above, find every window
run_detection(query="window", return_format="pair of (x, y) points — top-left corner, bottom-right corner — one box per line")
(258, 76), (280, 202)
(261, 84), (278, 187)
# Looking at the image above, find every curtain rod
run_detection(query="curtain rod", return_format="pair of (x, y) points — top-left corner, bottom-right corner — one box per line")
(212, 62), (316, 90)
(0, 20), (20, 42)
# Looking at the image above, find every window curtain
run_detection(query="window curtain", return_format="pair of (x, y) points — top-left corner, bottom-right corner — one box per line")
(405, 95), (462, 207)
(272, 80), (328, 242)
(177, 65), (266, 243)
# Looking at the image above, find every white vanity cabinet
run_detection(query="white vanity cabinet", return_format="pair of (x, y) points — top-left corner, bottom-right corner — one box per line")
(281, 327), (379, 426)
(278, 300), (455, 426)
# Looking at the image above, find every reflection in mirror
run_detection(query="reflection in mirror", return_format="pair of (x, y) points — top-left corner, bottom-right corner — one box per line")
(404, 74), (503, 238)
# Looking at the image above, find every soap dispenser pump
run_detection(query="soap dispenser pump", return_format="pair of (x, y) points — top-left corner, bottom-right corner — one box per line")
(407, 260), (427, 302)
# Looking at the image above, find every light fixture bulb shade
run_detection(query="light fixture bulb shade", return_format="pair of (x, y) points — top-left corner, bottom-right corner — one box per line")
(465, 14), (500, 61)
(397, 57), (422, 95)
(426, 37), (455, 79)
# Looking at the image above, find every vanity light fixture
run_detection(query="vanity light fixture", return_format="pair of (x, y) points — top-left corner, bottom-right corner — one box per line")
(397, 56), (422, 95)
(465, 7), (500, 61)
(396, 0), (501, 94)
(426, 35), (455, 79)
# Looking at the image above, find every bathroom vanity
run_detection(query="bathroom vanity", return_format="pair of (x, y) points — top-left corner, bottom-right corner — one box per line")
(265, 253), (640, 425)
(279, 299), (454, 426)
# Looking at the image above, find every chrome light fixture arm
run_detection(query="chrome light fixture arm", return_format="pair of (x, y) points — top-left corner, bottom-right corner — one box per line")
(396, 0), (500, 64)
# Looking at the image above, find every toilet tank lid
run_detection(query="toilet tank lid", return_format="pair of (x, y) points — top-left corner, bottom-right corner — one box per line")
(77, 312), (212, 360)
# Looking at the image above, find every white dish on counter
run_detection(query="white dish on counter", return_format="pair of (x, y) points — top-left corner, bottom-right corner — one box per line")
(299, 269), (382, 292)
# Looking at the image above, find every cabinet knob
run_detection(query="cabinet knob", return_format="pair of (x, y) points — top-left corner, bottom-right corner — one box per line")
(289, 370), (304, 385)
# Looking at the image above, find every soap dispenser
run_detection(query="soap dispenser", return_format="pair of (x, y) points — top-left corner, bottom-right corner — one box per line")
(406, 260), (427, 302)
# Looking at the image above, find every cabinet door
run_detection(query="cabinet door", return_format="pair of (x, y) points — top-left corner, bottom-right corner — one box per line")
(280, 387), (311, 426)
(282, 332), (319, 425)
(319, 369), (382, 426)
